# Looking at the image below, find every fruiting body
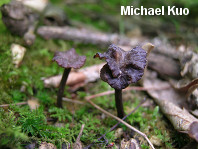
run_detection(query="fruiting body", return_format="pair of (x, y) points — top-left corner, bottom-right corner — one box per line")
(94, 44), (147, 118)
(94, 44), (147, 90)
(53, 48), (86, 108)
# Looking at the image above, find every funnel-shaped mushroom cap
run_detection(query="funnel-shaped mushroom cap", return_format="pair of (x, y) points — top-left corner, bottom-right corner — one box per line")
(53, 48), (86, 69)
(94, 44), (147, 90)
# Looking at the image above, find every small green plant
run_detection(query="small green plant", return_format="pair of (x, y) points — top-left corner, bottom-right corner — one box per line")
(11, 90), (26, 102)
(49, 107), (72, 122)
(0, 108), (28, 149)
(36, 90), (55, 106)
(18, 106), (47, 137)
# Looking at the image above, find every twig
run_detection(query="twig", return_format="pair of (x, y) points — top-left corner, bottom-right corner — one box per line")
(73, 124), (85, 149)
(62, 85), (170, 104)
(37, 26), (121, 46)
(86, 86), (170, 100)
(86, 99), (155, 149)
(0, 102), (28, 107)
(76, 124), (85, 142)
(84, 98), (146, 149)
(62, 97), (84, 104)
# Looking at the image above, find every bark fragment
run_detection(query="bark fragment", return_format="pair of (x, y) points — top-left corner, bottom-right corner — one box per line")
(43, 63), (104, 89)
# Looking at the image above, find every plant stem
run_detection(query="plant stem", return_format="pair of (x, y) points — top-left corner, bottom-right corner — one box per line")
(115, 89), (124, 118)
(0, 102), (28, 107)
(57, 68), (71, 108)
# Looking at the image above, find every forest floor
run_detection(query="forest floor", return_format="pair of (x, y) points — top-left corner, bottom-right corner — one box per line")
(0, 0), (197, 148)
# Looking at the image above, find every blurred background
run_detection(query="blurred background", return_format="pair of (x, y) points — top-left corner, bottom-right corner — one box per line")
(0, 0), (198, 148)
(52, 0), (198, 47)
(1, 0), (198, 47)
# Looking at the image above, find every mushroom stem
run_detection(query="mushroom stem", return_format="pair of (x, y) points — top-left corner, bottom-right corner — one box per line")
(115, 89), (124, 118)
(57, 68), (71, 108)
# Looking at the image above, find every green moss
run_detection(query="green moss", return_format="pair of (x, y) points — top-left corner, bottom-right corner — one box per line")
(0, 0), (193, 148)
(0, 108), (28, 149)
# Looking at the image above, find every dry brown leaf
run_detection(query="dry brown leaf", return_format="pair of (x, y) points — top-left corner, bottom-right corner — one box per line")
(143, 70), (198, 133)
(27, 97), (40, 110)
(174, 78), (198, 98)
(171, 78), (198, 110)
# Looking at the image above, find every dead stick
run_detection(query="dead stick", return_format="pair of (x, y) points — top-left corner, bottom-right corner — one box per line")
(76, 124), (85, 142)
(61, 86), (169, 104)
(62, 97), (84, 104)
(37, 26), (119, 46)
(84, 98), (146, 149)
(86, 99), (155, 149)
(0, 102), (28, 107)
(86, 86), (170, 100)
(73, 124), (85, 149)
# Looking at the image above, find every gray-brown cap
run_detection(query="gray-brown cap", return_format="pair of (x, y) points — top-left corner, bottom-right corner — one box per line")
(53, 48), (86, 69)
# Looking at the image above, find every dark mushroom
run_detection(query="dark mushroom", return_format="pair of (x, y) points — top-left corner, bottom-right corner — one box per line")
(94, 44), (147, 118)
(53, 48), (86, 108)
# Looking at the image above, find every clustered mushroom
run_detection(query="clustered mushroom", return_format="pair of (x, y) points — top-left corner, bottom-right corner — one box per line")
(94, 44), (147, 118)
(53, 48), (86, 108)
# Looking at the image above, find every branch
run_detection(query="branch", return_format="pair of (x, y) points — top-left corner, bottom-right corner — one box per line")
(62, 97), (84, 104)
(86, 86), (170, 100)
(77, 124), (85, 142)
(0, 102), (28, 107)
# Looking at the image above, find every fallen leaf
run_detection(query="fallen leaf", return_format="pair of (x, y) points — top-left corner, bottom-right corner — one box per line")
(27, 97), (40, 110)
